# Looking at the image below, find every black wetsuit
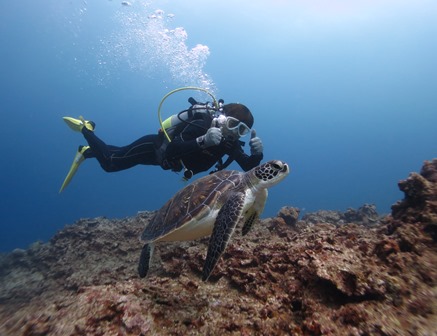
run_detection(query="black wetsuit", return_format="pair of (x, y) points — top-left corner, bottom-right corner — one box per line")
(82, 129), (160, 172)
(81, 112), (263, 175)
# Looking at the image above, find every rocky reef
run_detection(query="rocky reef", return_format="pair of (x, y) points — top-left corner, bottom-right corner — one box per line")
(0, 160), (436, 335)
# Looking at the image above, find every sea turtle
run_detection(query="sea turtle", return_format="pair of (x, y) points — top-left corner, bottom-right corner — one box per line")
(138, 160), (290, 281)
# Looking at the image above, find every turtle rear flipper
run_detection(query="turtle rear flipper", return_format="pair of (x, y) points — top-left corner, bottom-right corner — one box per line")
(202, 192), (245, 281)
(138, 243), (154, 278)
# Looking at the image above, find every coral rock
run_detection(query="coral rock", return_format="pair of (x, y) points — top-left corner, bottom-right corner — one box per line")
(277, 206), (300, 227)
(391, 159), (437, 228)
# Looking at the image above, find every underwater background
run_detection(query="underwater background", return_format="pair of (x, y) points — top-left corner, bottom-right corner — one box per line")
(1, 0), (436, 253)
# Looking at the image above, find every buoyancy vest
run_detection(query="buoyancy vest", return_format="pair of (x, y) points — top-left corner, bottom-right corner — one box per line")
(155, 102), (218, 170)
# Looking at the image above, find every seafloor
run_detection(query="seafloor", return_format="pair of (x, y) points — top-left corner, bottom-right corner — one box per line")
(1, 159), (436, 335)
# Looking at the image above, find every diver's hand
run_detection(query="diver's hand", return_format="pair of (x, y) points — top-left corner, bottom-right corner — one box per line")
(197, 127), (223, 149)
(249, 129), (263, 155)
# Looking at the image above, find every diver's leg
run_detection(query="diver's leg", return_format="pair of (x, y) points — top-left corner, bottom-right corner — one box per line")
(82, 128), (159, 172)
(81, 128), (111, 161)
(106, 134), (160, 170)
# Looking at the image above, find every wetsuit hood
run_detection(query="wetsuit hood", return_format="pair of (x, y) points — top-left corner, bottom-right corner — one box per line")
(222, 103), (254, 129)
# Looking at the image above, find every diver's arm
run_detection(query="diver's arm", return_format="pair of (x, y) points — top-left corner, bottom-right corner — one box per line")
(233, 146), (263, 171)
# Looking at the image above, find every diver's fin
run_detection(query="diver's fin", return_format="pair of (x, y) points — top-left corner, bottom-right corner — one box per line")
(63, 116), (95, 132)
(59, 146), (90, 193)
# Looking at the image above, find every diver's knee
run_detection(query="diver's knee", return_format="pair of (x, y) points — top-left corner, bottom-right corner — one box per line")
(100, 163), (117, 173)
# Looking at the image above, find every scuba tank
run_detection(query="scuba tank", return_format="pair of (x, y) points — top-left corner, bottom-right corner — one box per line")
(156, 98), (224, 173)
(155, 86), (225, 180)
(160, 99), (222, 141)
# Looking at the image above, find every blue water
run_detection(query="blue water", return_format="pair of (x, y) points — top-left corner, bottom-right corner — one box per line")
(1, 0), (436, 253)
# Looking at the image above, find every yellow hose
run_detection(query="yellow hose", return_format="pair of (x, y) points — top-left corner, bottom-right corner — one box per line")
(157, 87), (218, 142)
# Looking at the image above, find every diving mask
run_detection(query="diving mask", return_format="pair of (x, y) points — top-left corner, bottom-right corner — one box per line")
(212, 115), (251, 140)
(224, 116), (251, 137)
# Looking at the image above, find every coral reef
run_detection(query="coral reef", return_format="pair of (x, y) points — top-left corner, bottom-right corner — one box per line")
(0, 160), (436, 335)
(391, 159), (437, 243)
(300, 203), (382, 227)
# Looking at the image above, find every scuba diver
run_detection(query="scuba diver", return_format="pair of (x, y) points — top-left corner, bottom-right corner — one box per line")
(59, 97), (264, 192)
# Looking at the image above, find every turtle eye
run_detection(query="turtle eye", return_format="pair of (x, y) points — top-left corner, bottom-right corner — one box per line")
(271, 161), (283, 170)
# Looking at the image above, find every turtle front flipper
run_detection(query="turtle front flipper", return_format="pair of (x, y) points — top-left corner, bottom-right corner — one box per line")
(138, 243), (154, 278)
(242, 189), (267, 235)
(202, 192), (245, 281)
(241, 211), (258, 236)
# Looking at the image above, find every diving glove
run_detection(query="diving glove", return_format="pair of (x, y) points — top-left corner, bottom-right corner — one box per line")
(196, 127), (222, 149)
(249, 129), (263, 155)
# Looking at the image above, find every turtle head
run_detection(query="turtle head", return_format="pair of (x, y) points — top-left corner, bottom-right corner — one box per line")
(252, 160), (290, 188)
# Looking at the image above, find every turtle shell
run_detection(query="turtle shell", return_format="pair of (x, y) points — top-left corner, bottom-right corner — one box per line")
(141, 169), (244, 243)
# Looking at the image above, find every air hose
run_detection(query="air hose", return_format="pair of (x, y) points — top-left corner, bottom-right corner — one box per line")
(158, 86), (218, 142)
